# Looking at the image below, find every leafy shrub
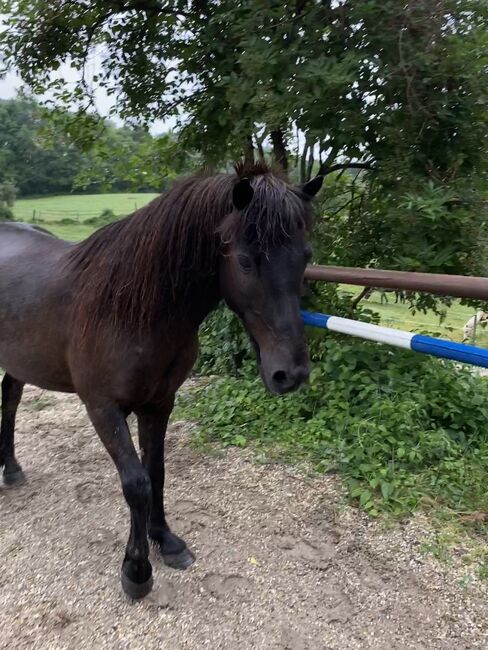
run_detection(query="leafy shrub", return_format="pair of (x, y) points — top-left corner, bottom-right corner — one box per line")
(196, 307), (251, 377)
(0, 182), (17, 207)
(0, 205), (14, 221)
(84, 208), (118, 226)
(181, 318), (488, 520)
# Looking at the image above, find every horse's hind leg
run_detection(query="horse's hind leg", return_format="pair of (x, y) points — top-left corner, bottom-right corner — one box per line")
(0, 373), (25, 486)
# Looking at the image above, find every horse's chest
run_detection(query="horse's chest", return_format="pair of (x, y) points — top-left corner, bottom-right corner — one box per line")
(130, 342), (197, 397)
(72, 335), (198, 405)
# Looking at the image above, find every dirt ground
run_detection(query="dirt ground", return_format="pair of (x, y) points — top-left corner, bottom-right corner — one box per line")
(0, 386), (486, 650)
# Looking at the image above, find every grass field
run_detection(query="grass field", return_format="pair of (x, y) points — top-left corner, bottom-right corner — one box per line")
(340, 285), (488, 346)
(13, 193), (159, 222)
(45, 223), (99, 241)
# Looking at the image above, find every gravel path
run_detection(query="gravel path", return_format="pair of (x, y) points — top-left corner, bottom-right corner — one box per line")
(0, 386), (486, 649)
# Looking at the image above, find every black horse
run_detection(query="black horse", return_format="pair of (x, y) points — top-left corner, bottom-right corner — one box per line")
(0, 162), (322, 598)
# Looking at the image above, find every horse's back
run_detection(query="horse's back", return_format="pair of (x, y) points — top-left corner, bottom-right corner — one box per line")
(0, 222), (70, 261)
(0, 222), (75, 391)
(0, 221), (71, 290)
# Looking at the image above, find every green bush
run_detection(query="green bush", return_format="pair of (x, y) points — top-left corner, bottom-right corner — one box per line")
(196, 307), (251, 377)
(84, 208), (118, 226)
(0, 205), (14, 221)
(181, 305), (488, 521)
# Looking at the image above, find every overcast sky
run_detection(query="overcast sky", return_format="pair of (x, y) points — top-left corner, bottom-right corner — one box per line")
(0, 70), (25, 100)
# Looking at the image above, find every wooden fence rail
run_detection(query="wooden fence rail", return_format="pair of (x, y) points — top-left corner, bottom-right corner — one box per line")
(304, 265), (488, 301)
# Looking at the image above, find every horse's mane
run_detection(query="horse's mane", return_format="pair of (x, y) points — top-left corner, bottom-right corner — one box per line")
(67, 161), (310, 338)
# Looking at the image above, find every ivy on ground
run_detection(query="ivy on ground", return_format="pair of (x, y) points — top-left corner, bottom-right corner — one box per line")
(177, 308), (488, 527)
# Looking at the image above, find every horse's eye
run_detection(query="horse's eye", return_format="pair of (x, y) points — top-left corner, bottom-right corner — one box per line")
(237, 254), (252, 274)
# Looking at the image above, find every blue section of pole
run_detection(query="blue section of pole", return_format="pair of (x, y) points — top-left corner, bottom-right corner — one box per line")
(301, 311), (330, 329)
(301, 310), (488, 369)
(410, 334), (488, 369)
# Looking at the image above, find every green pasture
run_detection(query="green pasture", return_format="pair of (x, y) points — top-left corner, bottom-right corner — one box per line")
(340, 285), (488, 346)
(45, 222), (99, 241)
(13, 193), (159, 222)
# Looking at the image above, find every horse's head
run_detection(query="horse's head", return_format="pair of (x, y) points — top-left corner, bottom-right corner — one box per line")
(219, 170), (323, 395)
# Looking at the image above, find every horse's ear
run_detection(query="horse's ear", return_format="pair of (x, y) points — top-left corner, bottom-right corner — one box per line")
(301, 175), (324, 200)
(232, 177), (254, 211)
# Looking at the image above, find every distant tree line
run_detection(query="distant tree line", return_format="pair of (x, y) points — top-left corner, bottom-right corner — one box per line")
(0, 97), (197, 197)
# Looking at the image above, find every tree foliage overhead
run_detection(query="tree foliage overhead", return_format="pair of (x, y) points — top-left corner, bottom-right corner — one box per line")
(2, 1), (487, 173)
(2, 0), (488, 280)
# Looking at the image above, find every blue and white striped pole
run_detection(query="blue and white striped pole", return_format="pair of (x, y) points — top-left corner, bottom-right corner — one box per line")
(301, 311), (488, 369)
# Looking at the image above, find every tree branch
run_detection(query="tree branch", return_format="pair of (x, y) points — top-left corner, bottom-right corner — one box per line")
(270, 129), (289, 171)
(306, 142), (315, 182)
(163, 88), (205, 113)
(350, 286), (373, 311)
(318, 161), (375, 176)
(299, 142), (309, 184)
(244, 134), (254, 165)
(320, 142), (339, 169)
(107, 0), (190, 19)
(323, 195), (359, 221)
(80, 10), (114, 95)
(253, 130), (266, 162)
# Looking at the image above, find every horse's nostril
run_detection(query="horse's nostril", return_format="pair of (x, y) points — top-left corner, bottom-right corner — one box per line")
(270, 368), (309, 394)
(272, 370), (288, 384)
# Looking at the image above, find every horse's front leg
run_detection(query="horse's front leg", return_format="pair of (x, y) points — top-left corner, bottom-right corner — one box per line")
(136, 399), (195, 570)
(85, 402), (153, 598)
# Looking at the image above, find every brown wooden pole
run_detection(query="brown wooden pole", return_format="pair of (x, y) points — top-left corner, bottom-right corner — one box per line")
(304, 265), (488, 301)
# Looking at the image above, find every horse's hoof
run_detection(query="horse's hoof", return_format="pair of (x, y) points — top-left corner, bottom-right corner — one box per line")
(121, 571), (154, 600)
(163, 547), (196, 570)
(3, 469), (26, 487)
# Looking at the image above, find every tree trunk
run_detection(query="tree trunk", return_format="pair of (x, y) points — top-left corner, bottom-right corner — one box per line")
(300, 143), (309, 184)
(306, 143), (315, 182)
(244, 134), (254, 166)
(253, 130), (266, 162)
(270, 129), (288, 171)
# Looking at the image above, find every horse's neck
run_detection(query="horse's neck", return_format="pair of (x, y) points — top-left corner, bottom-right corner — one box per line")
(169, 249), (222, 327)
(185, 278), (221, 326)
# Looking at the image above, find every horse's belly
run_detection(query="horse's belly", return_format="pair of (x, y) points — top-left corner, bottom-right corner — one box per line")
(0, 308), (75, 392)
(0, 339), (75, 392)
